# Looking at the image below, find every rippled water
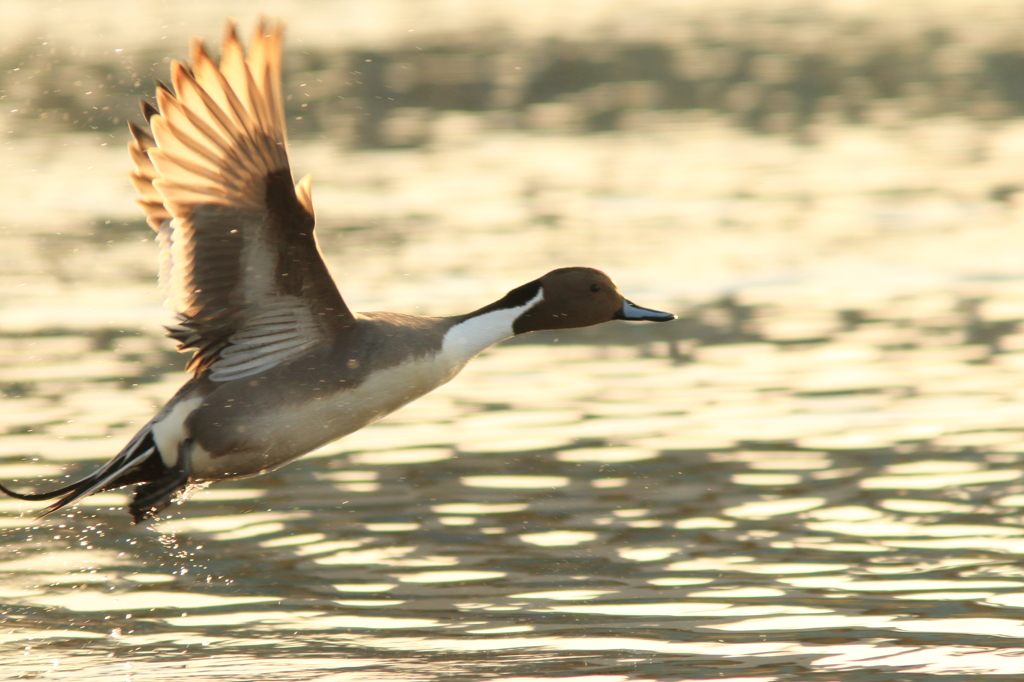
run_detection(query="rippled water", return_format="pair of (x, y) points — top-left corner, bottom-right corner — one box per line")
(9, 112), (1024, 679)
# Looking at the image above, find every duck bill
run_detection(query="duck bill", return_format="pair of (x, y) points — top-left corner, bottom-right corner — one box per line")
(615, 299), (677, 322)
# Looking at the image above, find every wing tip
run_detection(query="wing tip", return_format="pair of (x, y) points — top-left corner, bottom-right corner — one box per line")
(139, 99), (160, 123)
(128, 118), (156, 147)
(222, 16), (241, 46)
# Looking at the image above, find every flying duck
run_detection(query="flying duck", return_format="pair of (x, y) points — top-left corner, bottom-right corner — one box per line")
(0, 19), (675, 523)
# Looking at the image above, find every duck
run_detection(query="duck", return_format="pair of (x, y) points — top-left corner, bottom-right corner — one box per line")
(0, 19), (675, 523)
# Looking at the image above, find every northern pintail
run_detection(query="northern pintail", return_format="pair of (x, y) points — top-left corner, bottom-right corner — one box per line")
(0, 19), (675, 522)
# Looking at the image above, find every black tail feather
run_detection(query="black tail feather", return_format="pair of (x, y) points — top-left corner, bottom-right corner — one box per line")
(37, 456), (148, 518)
(0, 479), (87, 502)
(0, 426), (168, 519)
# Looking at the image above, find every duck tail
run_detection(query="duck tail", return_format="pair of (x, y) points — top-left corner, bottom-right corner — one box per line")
(0, 425), (165, 519)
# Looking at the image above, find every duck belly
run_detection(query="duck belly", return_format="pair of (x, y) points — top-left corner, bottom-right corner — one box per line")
(187, 353), (461, 480)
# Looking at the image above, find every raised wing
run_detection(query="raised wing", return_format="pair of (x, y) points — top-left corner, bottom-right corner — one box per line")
(128, 18), (352, 381)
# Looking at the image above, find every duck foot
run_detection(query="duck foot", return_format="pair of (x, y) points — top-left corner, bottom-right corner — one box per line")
(129, 460), (191, 524)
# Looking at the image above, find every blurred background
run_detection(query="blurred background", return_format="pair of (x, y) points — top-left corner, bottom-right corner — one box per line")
(8, 0), (1024, 142)
(11, 1), (1024, 679)
(7, 0), (1024, 325)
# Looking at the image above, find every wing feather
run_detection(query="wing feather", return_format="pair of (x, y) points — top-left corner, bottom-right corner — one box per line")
(128, 121), (173, 230)
(127, 17), (353, 378)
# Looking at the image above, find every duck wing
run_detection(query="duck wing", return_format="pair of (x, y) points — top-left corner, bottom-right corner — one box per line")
(128, 18), (352, 381)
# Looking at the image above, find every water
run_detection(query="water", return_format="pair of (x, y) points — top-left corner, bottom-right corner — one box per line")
(10, 10), (1024, 679)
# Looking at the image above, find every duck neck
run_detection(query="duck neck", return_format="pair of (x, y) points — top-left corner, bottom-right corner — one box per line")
(441, 283), (544, 360)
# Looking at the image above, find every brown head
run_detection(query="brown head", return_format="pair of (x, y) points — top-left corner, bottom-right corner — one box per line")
(505, 267), (675, 335)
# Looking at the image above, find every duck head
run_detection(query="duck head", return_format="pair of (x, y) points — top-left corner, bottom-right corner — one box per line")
(508, 267), (675, 334)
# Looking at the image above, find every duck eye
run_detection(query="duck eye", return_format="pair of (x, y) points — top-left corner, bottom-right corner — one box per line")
(589, 283), (601, 293)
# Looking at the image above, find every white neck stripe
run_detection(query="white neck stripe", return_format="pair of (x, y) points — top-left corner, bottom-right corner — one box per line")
(441, 288), (544, 362)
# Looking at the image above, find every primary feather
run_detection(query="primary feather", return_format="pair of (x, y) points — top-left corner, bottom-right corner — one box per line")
(127, 18), (352, 379)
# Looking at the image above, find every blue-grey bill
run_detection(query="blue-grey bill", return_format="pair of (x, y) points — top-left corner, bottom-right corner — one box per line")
(615, 299), (677, 322)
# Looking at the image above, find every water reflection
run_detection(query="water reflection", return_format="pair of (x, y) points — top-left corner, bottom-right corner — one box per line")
(9, 355), (1024, 679)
